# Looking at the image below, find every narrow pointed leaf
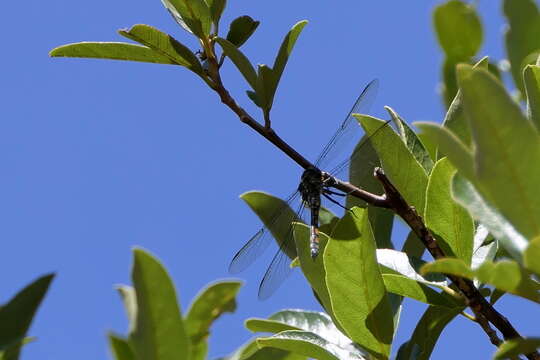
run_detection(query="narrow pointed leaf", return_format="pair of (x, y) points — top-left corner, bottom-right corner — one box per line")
(216, 38), (257, 90)
(382, 274), (459, 308)
(118, 25), (203, 75)
(325, 208), (393, 359)
(0, 274), (54, 359)
(271, 21), (308, 101)
(160, 0), (211, 38)
(456, 64), (540, 239)
(452, 174), (528, 261)
(109, 333), (136, 360)
(386, 107), (433, 173)
(256, 64), (277, 111)
(129, 248), (191, 360)
(50, 42), (178, 65)
(207, 0), (226, 25)
(257, 331), (367, 360)
(524, 64), (540, 131)
(493, 337), (540, 359)
(503, 0), (540, 92)
(116, 285), (137, 333)
(226, 16), (260, 48)
(425, 158), (474, 264)
(356, 115), (428, 214)
(421, 258), (540, 304)
(397, 305), (463, 360)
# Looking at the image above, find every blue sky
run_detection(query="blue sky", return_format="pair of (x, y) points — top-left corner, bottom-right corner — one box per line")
(1, 0), (538, 359)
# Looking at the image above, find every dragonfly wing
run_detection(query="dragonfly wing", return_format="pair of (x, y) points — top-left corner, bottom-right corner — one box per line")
(315, 79), (379, 170)
(229, 190), (301, 274)
(258, 201), (306, 300)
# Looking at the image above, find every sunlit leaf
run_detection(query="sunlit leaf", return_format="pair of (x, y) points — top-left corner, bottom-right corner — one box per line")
(226, 16), (260, 48)
(524, 64), (540, 131)
(493, 337), (540, 359)
(216, 38), (257, 90)
(108, 333), (135, 360)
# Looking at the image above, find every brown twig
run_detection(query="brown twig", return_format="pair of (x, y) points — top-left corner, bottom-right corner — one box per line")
(205, 53), (539, 359)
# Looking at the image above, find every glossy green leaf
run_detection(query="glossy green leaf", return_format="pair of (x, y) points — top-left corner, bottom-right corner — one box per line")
(226, 16), (260, 48)
(524, 64), (540, 131)
(376, 249), (447, 287)
(356, 115), (428, 214)
(109, 333), (135, 360)
(433, 0), (482, 60)
(271, 21), (308, 103)
(129, 248), (191, 360)
(216, 38), (257, 90)
(396, 305), (463, 360)
(414, 122), (475, 180)
(442, 56), (490, 148)
(256, 64), (277, 111)
(421, 258), (540, 303)
(50, 42), (178, 65)
(245, 318), (298, 334)
(346, 133), (394, 249)
(452, 174), (528, 262)
(160, 0), (211, 38)
(294, 224), (332, 313)
(457, 64), (540, 239)
(207, 0), (226, 26)
(402, 231), (425, 259)
(0, 274), (54, 360)
(257, 331), (366, 360)
(220, 338), (306, 360)
(493, 337), (540, 359)
(325, 208), (393, 359)
(184, 281), (242, 360)
(503, 0), (540, 92)
(382, 274), (458, 308)
(116, 285), (137, 333)
(524, 237), (540, 276)
(241, 191), (303, 261)
(387, 107), (433, 173)
(118, 25), (203, 76)
(425, 158), (474, 264)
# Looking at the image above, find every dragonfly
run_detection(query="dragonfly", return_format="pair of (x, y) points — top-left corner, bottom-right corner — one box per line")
(229, 79), (392, 299)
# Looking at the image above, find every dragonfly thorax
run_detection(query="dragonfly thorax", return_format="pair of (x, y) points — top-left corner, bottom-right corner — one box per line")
(298, 167), (324, 208)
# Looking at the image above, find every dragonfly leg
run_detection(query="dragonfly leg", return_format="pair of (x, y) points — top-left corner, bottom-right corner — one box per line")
(323, 188), (347, 197)
(322, 193), (349, 211)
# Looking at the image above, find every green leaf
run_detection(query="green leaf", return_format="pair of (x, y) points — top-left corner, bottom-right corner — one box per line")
(452, 173), (528, 262)
(184, 280), (242, 360)
(425, 158), (474, 264)
(442, 56), (490, 148)
(524, 64), (540, 131)
(414, 122), (475, 180)
(456, 64), (540, 239)
(421, 258), (540, 304)
(129, 248), (191, 360)
(220, 338), (306, 360)
(382, 274), (459, 308)
(207, 0), (226, 26)
(396, 305), (463, 360)
(294, 224), (333, 313)
(433, 0), (482, 60)
(356, 115), (429, 214)
(216, 38), (257, 90)
(0, 274), (54, 360)
(226, 16), (260, 48)
(257, 331), (366, 360)
(346, 133), (394, 249)
(524, 237), (540, 276)
(386, 107), (433, 173)
(240, 191), (303, 261)
(50, 42), (179, 65)
(471, 225), (498, 270)
(271, 21), (308, 104)
(256, 64), (277, 111)
(402, 231), (425, 259)
(325, 208), (393, 359)
(503, 0), (540, 92)
(108, 333), (136, 360)
(118, 25), (204, 76)
(160, 0), (212, 38)
(493, 337), (540, 359)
